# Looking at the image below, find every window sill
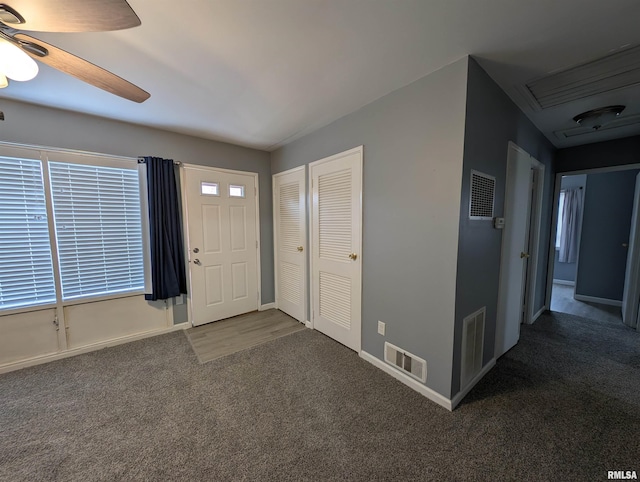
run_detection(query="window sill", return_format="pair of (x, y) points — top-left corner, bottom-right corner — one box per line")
(0, 291), (149, 318)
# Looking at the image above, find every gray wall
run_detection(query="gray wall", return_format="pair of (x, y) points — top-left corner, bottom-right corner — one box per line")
(575, 169), (639, 301)
(451, 58), (556, 397)
(555, 135), (640, 173)
(0, 99), (273, 322)
(553, 174), (586, 283)
(271, 58), (470, 398)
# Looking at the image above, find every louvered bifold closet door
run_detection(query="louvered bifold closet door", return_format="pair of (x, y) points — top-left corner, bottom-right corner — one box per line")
(0, 156), (56, 310)
(275, 167), (306, 322)
(311, 147), (362, 352)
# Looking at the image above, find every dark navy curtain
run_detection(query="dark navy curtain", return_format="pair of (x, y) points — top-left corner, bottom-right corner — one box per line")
(141, 157), (187, 301)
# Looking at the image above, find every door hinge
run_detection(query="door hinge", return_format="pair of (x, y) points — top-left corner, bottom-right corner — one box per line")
(53, 315), (59, 331)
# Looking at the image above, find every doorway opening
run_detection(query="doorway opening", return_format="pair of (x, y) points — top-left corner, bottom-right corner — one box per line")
(547, 166), (640, 328)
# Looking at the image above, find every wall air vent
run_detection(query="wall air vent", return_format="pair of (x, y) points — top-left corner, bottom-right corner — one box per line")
(384, 342), (427, 383)
(461, 307), (485, 390)
(469, 170), (495, 220)
(554, 113), (640, 139)
(526, 44), (640, 109)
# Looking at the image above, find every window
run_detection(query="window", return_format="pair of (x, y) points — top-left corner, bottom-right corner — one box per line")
(0, 146), (149, 312)
(49, 162), (145, 300)
(201, 181), (219, 196)
(556, 191), (565, 249)
(0, 157), (56, 310)
(229, 184), (245, 198)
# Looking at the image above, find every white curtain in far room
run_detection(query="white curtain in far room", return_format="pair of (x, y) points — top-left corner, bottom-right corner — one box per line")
(558, 188), (583, 263)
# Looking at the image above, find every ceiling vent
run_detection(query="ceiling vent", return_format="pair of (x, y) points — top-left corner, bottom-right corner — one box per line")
(554, 113), (640, 139)
(526, 45), (640, 109)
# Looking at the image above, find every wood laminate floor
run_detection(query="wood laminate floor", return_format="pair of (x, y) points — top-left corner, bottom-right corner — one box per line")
(185, 309), (306, 363)
(550, 283), (622, 325)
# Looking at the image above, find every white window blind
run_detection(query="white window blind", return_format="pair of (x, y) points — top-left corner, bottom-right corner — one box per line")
(49, 162), (145, 300)
(0, 157), (56, 309)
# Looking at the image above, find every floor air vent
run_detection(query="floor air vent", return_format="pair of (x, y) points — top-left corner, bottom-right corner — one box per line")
(461, 307), (485, 389)
(384, 342), (427, 383)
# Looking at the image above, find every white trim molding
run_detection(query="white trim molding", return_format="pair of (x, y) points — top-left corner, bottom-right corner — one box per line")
(451, 358), (496, 410)
(0, 322), (190, 375)
(553, 279), (575, 286)
(359, 351), (453, 411)
(259, 303), (276, 311)
(532, 305), (547, 323)
(573, 294), (622, 307)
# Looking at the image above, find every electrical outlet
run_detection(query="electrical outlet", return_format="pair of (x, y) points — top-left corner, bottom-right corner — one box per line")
(377, 320), (385, 336)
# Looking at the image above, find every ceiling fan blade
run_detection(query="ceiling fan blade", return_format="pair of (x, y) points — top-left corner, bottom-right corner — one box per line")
(15, 33), (149, 103)
(0, 0), (140, 32)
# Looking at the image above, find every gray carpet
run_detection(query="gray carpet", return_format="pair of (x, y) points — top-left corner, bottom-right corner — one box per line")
(1, 310), (639, 481)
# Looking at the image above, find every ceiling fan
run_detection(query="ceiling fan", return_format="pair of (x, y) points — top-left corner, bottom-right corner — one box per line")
(0, 0), (149, 103)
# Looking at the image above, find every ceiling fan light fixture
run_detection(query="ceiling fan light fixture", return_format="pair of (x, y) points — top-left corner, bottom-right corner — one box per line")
(0, 37), (38, 81)
(0, 73), (7, 88)
(573, 105), (625, 130)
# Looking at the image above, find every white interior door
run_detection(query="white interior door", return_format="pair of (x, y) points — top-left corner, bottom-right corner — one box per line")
(622, 172), (640, 330)
(496, 144), (534, 358)
(184, 166), (259, 326)
(310, 146), (362, 352)
(274, 167), (306, 322)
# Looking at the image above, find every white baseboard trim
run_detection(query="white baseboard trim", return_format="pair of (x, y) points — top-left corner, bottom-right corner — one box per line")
(553, 279), (575, 286)
(359, 350), (452, 411)
(0, 322), (190, 375)
(305, 320), (312, 329)
(450, 358), (496, 410)
(574, 294), (622, 307)
(259, 302), (276, 311)
(532, 306), (546, 322)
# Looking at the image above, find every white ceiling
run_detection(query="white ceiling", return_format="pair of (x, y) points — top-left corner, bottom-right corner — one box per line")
(2, 0), (640, 151)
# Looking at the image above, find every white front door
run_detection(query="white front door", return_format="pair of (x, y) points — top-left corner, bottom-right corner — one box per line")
(496, 144), (534, 358)
(273, 167), (306, 322)
(310, 146), (362, 352)
(622, 172), (640, 330)
(184, 166), (259, 326)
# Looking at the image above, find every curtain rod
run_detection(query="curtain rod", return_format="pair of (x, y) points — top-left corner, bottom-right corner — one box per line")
(137, 157), (182, 165)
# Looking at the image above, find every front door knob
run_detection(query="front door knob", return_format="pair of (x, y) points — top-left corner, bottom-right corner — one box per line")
(193, 258), (202, 265)
(348, 253), (358, 260)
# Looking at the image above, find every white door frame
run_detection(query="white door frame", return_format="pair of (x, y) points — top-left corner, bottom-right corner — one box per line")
(179, 163), (261, 326)
(308, 146), (363, 347)
(622, 173), (640, 330)
(272, 165), (307, 323)
(545, 162), (640, 310)
(524, 154), (545, 324)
